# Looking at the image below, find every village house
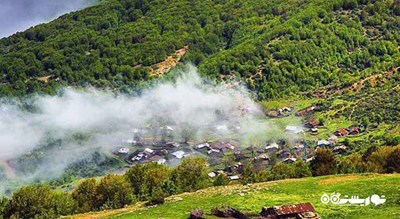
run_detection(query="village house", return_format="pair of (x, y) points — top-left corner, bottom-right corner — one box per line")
(253, 154), (270, 166)
(310, 127), (318, 135)
(210, 141), (235, 152)
(260, 202), (320, 219)
(144, 148), (154, 155)
(117, 147), (130, 154)
(334, 128), (347, 136)
(305, 121), (319, 129)
(254, 153), (270, 161)
(277, 150), (291, 159)
(293, 144), (304, 151)
(148, 155), (166, 165)
(285, 126), (304, 134)
(229, 175), (240, 180)
(172, 150), (185, 159)
(328, 135), (338, 143)
(295, 106), (317, 116)
(195, 143), (210, 150)
(306, 157), (315, 163)
(208, 171), (217, 178)
(278, 107), (293, 116)
(317, 140), (331, 147)
(165, 141), (180, 148)
(208, 148), (224, 157)
(266, 142), (280, 151)
(349, 127), (361, 135)
(333, 145), (347, 154)
(131, 148), (155, 162)
(282, 157), (297, 164)
(154, 149), (168, 156)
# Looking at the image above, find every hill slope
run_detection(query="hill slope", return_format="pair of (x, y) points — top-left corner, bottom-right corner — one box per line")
(70, 174), (400, 219)
(0, 0), (399, 99)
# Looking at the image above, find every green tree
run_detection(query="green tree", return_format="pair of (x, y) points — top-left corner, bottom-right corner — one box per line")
(125, 163), (169, 201)
(366, 146), (394, 173)
(172, 157), (210, 192)
(385, 147), (400, 173)
(0, 197), (9, 217)
(72, 178), (98, 213)
(310, 148), (337, 176)
(271, 163), (294, 180)
(337, 153), (366, 174)
(361, 117), (370, 129)
(96, 174), (134, 210)
(241, 165), (256, 184)
(293, 160), (312, 178)
(255, 169), (270, 183)
(4, 184), (76, 218)
(213, 174), (229, 186)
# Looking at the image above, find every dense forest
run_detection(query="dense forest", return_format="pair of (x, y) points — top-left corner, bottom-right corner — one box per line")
(0, 0), (399, 99)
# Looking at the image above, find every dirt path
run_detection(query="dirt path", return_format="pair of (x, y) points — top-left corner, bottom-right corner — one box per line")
(149, 45), (189, 77)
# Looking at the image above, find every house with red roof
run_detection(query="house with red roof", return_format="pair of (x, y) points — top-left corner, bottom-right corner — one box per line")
(260, 202), (320, 219)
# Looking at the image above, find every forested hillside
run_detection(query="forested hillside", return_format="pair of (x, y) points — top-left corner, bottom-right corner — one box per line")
(0, 0), (399, 98)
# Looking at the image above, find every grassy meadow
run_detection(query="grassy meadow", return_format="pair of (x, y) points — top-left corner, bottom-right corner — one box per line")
(71, 173), (400, 219)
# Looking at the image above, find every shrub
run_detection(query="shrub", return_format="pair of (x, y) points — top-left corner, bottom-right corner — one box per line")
(72, 178), (98, 212)
(96, 174), (134, 210)
(311, 148), (337, 176)
(172, 157), (210, 192)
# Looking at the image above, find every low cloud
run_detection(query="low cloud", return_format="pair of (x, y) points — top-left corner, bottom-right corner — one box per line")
(0, 65), (280, 193)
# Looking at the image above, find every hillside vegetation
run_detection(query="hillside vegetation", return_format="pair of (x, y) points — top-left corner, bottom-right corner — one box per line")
(70, 174), (400, 219)
(0, 0), (399, 99)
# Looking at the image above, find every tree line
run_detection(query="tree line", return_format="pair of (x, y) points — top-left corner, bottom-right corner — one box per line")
(1, 145), (400, 218)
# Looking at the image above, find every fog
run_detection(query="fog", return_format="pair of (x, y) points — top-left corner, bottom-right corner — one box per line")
(0, 65), (285, 193)
(0, 0), (96, 39)
(0, 65), (272, 159)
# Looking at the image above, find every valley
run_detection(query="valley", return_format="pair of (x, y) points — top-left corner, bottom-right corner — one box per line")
(0, 0), (398, 218)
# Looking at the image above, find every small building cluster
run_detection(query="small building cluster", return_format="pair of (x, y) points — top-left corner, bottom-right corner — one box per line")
(109, 107), (363, 180)
(334, 125), (364, 137)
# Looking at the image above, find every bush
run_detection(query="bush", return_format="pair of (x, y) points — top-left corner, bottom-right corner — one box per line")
(213, 174), (229, 186)
(3, 184), (76, 219)
(96, 174), (134, 210)
(72, 178), (98, 212)
(311, 148), (337, 176)
(293, 160), (312, 178)
(385, 147), (400, 173)
(271, 163), (294, 180)
(172, 157), (210, 192)
(124, 162), (169, 201)
(147, 188), (165, 206)
(366, 146), (394, 173)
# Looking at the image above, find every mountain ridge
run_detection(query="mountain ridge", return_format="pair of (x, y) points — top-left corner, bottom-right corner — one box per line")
(0, 0), (399, 99)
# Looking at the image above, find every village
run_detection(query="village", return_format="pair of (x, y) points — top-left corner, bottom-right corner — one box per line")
(109, 104), (367, 182)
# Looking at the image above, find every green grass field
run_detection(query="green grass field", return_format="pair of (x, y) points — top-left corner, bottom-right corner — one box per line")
(72, 174), (400, 219)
